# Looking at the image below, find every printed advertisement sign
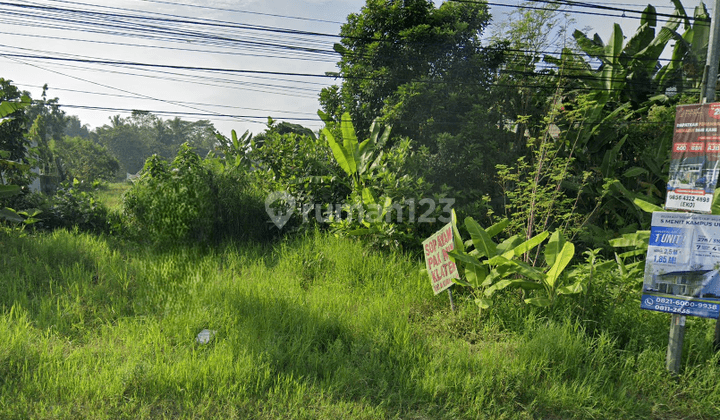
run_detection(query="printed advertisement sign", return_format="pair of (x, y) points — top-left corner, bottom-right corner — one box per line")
(422, 222), (459, 295)
(641, 212), (720, 319)
(665, 103), (720, 213)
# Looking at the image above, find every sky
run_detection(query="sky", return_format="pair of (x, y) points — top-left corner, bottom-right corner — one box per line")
(0, 0), (712, 138)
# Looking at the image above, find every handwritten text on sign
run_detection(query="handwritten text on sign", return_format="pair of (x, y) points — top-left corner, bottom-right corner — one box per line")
(422, 222), (459, 295)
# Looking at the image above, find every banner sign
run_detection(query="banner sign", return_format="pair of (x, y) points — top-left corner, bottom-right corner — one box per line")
(665, 103), (720, 213)
(641, 212), (720, 318)
(422, 222), (459, 295)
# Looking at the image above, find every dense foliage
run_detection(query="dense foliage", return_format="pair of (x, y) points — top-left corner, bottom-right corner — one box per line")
(321, 0), (514, 208)
(123, 143), (270, 245)
(0, 78), (31, 188)
(124, 145), (216, 244)
(93, 111), (217, 175)
(3, 2), (720, 417)
(53, 136), (120, 182)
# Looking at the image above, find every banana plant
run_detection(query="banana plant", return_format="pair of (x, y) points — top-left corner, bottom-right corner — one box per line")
(449, 216), (580, 309)
(654, 1), (710, 95)
(571, 3), (693, 108)
(213, 129), (253, 169)
(317, 110), (390, 190)
(562, 2), (701, 160)
(0, 95), (30, 121)
(318, 110), (397, 236)
(1, 95), (32, 222)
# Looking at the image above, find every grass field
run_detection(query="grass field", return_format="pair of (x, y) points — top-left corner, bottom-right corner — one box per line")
(95, 182), (133, 213)
(2, 225), (720, 419)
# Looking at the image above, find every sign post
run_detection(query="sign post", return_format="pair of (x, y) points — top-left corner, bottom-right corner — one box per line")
(667, 314), (686, 373)
(422, 222), (460, 311)
(647, 101), (720, 373)
(701, 0), (720, 353)
(643, 211), (720, 373)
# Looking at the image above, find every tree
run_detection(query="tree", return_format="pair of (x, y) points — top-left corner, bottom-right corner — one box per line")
(0, 87), (31, 200)
(0, 79), (34, 190)
(488, 1), (578, 151)
(320, 0), (503, 147)
(20, 85), (70, 184)
(25, 84), (67, 145)
(93, 112), (218, 175)
(180, 119), (217, 158)
(64, 115), (90, 139)
(94, 117), (154, 175)
(320, 0), (512, 211)
(54, 136), (120, 182)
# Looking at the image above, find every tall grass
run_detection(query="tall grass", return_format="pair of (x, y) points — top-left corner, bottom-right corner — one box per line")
(1, 229), (719, 419)
(95, 182), (132, 213)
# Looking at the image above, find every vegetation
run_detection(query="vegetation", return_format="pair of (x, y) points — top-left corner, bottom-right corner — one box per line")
(93, 111), (218, 176)
(1, 0), (720, 417)
(320, 0), (513, 209)
(1, 229), (719, 419)
(96, 182), (132, 213)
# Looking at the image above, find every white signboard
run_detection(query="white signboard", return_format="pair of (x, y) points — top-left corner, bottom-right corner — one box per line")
(422, 222), (459, 295)
(665, 103), (720, 213)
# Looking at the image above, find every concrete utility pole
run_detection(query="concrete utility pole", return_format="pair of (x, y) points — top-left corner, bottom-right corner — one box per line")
(702, 0), (720, 353)
(703, 0), (720, 104)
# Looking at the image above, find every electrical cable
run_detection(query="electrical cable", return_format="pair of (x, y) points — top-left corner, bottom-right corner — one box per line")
(16, 83), (320, 116)
(1, 0), (710, 129)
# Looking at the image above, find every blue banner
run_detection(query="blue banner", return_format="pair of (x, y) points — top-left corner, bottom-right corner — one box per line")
(642, 212), (720, 319)
(641, 294), (720, 318)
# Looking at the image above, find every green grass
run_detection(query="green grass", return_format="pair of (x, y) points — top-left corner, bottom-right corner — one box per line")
(1, 229), (719, 419)
(95, 181), (132, 213)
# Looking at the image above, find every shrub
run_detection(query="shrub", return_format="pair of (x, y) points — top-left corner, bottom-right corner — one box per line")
(124, 143), (273, 245)
(1, 179), (111, 234)
(246, 120), (350, 233)
(123, 144), (215, 244)
(47, 180), (111, 233)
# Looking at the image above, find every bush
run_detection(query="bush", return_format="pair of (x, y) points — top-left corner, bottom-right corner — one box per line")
(1, 179), (112, 234)
(47, 180), (111, 233)
(124, 145), (215, 244)
(243, 120), (350, 233)
(124, 143), (273, 245)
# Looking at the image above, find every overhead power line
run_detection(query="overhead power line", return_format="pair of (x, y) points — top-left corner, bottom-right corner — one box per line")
(0, 53), (332, 79)
(48, 102), (683, 128)
(51, 103), (321, 122)
(4, 0), (341, 38)
(17, 82), (320, 116)
(134, 0), (345, 25)
(453, 0), (710, 23)
(0, 46), (699, 90)
(0, 30), (337, 63)
(1, 0), (712, 130)
(529, 0), (709, 22)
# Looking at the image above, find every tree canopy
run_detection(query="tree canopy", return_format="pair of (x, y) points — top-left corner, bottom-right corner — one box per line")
(320, 0), (503, 147)
(93, 112), (217, 175)
(320, 0), (514, 207)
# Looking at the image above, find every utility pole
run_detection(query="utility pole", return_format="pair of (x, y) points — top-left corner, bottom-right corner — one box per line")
(702, 0), (720, 104)
(702, 0), (720, 352)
